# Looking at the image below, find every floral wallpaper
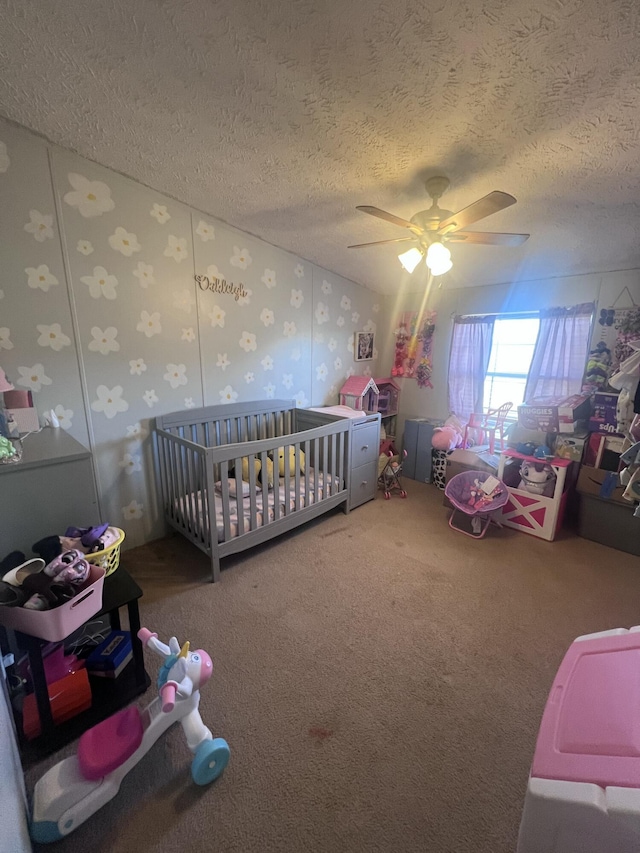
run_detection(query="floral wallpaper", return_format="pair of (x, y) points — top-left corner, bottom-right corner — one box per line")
(0, 118), (381, 549)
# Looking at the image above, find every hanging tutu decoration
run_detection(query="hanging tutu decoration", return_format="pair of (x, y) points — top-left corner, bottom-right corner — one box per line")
(392, 311), (437, 388)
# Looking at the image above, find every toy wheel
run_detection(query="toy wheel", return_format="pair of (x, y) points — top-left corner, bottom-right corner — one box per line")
(400, 490), (407, 498)
(384, 491), (390, 500)
(191, 737), (230, 786)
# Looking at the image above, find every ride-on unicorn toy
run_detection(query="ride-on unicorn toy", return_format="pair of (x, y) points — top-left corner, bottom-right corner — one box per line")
(30, 629), (230, 844)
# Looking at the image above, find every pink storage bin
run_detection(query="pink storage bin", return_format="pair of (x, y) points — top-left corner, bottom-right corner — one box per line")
(0, 566), (105, 642)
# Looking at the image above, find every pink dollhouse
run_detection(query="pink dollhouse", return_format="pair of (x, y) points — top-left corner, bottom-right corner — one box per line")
(339, 376), (379, 413)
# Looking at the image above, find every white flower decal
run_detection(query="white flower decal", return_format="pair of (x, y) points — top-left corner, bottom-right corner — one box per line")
(294, 263), (304, 278)
(244, 372), (255, 384)
(336, 315), (345, 327)
(122, 500), (144, 520)
(347, 338), (355, 354)
(24, 210), (54, 242)
(239, 331), (257, 352)
(352, 311), (360, 325)
(143, 389), (159, 408)
(81, 266), (118, 300)
(220, 385), (238, 404)
(316, 363), (329, 381)
(216, 353), (231, 371)
(346, 366), (355, 378)
(295, 390), (309, 408)
(174, 289), (196, 313)
(260, 308), (274, 327)
(136, 310), (162, 337)
(0, 328), (13, 350)
(126, 422), (148, 441)
(129, 358), (147, 376)
(36, 323), (71, 352)
(291, 348), (301, 361)
(283, 321), (296, 338)
(133, 262), (155, 288)
(208, 305), (226, 327)
(321, 279), (332, 295)
(230, 246), (252, 269)
(119, 453), (142, 475)
(290, 289), (303, 308)
(261, 269), (276, 288)
(17, 363), (52, 392)
(263, 383), (276, 398)
(163, 363), (188, 389)
(64, 173), (115, 218)
(334, 357), (343, 371)
(340, 295), (352, 311)
(207, 264), (223, 280)
(185, 397), (196, 409)
(77, 240), (94, 256)
(54, 405), (73, 429)
(363, 365), (372, 378)
(315, 302), (330, 324)
(108, 226), (141, 257)
(373, 347), (379, 360)
(282, 373), (293, 390)
(196, 220), (215, 241)
(181, 327), (195, 342)
(151, 203), (171, 224)
(237, 288), (252, 306)
(315, 331), (325, 344)
(164, 235), (188, 262)
(261, 355), (274, 371)
(0, 141), (9, 172)
(88, 326), (120, 355)
(373, 304), (380, 313)
(328, 338), (337, 352)
(25, 264), (59, 292)
(363, 319), (377, 333)
(91, 385), (129, 419)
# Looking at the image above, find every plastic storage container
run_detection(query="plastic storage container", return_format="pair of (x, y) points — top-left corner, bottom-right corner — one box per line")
(0, 565), (105, 642)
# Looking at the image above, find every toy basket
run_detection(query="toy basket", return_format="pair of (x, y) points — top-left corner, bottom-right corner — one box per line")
(85, 528), (125, 577)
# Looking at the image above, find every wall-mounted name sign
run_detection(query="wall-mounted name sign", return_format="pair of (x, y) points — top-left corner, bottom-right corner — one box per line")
(195, 274), (247, 302)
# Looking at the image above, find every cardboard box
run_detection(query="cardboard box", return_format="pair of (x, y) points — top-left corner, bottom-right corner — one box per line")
(554, 433), (588, 463)
(518, 394), (592, 433)
(589, 391), (620, 434)
(576, 465), (628, 507)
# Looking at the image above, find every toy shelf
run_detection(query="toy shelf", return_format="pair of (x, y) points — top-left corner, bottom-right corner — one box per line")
(9, 567), (150, 767)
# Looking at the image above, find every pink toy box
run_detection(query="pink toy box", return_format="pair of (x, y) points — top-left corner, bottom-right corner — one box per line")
(519, 627), (640, 853)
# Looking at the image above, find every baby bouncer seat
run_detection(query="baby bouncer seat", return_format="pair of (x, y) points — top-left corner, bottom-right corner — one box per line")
(444, 469), (508, 538)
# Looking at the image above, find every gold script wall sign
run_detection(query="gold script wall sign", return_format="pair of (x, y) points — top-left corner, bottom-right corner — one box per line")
(195, 274), (247, 302)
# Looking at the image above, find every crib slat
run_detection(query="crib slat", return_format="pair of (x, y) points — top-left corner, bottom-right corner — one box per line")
(220, 459), (232, 542)
(259, 450), (270, 528)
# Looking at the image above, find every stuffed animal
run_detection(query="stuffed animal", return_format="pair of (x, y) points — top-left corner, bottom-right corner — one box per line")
(518, 461), (556, 496)
(231, 456), (275, 489)
(583, 341), (612, 389)
(273, 446), (305, 477)
(431, 425), (462, 451)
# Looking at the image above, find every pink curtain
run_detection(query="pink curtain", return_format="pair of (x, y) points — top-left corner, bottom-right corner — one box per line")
(447, 316), (495, 423)
(524, 303), (594, 400)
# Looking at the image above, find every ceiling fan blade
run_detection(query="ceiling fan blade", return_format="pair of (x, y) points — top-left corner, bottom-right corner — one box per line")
(447, 231), (529, 246)
(356, 205), (423, 234)
(348, 237), (416, 249)
(437, 191), (517, 234)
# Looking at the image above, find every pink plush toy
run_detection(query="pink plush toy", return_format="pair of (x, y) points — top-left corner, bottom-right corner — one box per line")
(431, 425), (462, 451)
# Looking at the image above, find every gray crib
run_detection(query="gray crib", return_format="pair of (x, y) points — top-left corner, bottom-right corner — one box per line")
(154, 400), (355, 582)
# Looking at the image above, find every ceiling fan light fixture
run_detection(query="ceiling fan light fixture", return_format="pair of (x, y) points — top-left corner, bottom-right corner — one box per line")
(426, 241), (452, 276)
(398, 246), (424, 273)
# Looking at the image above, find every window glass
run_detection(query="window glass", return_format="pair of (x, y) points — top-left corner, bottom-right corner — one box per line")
(484, 317), (539, 411)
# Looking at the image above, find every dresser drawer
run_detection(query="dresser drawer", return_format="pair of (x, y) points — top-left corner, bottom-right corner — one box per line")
(351, 423), (380, 467)
(349, 460), (377, 509)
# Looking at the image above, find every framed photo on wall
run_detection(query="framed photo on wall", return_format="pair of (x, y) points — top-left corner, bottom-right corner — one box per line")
(354, 331), (374, 362)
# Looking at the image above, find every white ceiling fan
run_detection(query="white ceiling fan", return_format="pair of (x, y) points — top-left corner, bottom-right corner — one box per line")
(349, 176), (529, 275)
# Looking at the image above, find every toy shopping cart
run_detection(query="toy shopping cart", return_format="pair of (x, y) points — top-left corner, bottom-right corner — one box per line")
(444, 470), (508, 538)
(378, 450), (408, 500)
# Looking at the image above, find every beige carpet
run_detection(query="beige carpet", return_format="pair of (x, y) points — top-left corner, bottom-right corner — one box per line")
(27, 481), (640, 853)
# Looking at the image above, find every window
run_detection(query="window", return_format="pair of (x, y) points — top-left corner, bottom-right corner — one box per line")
(483, 316), (540, 412)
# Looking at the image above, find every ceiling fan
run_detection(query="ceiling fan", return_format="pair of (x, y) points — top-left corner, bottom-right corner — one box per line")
(349, 176), (529, 275)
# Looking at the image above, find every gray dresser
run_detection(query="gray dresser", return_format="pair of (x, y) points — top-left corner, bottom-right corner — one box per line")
(346, 414), (381, 509)
(0, 429), (100, 557)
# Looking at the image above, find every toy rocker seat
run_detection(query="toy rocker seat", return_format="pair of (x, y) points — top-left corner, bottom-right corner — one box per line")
(518, 627), (640, 853)
(444, 470), (508, 539)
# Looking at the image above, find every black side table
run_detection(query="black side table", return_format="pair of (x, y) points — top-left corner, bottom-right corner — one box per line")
(15, 568), (150, 767)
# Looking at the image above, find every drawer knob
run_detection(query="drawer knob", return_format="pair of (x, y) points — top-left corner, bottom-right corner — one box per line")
(361, 444), (369, 450)
(361, 480), (368, 486)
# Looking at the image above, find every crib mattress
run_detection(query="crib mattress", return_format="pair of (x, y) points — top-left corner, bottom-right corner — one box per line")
(176, 470), (341, 543)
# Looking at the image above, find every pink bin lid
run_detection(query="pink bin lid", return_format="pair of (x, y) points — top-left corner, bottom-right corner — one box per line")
(532, 632), (640, 789)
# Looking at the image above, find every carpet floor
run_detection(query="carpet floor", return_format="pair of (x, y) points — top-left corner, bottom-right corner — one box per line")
(27, 480), (640, 853)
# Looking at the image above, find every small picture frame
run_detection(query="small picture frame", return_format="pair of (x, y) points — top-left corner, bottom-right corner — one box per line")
(354, 331), (374, 362)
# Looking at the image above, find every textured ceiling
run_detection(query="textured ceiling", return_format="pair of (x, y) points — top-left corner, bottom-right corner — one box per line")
(2, 0), (640, 294)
